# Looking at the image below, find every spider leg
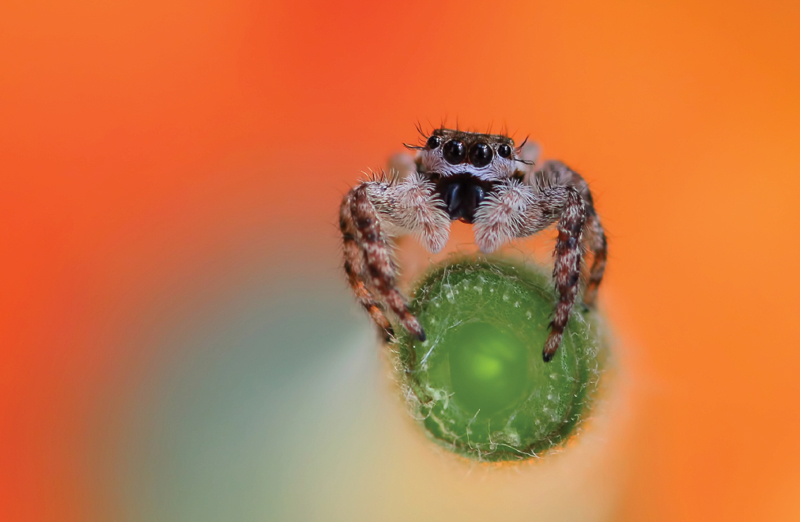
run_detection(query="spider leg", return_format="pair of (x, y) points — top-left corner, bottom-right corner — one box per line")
(538, 161), (608, 307)
(473, 179), (544, 253)
(339, 195), (394, 340)
(473, 178), (588, 362)
(350, 185), (425, 340)
(340, 172), (450, 341)
(545, 187), (586, 362)
(582, 210), (607, 307)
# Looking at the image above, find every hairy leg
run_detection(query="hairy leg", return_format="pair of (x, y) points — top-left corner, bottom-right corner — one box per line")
(340, 172), (449, 340)
(339, 194), (393, 340)
(582, 209), (607, 306)
(472, 179), (538, 254)
(474, 179), (588, 361)
(538, 160), (608, 307)
(473, 178), (565, 253)
(350, 185), (426, 340)
(544, 187), (586, 362)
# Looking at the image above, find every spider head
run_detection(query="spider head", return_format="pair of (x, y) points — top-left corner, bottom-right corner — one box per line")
(406, 129), (530, 223)
(411, 129), (522, 182)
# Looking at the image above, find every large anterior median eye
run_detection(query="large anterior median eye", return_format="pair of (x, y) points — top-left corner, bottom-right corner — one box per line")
(442, 140), (466, 164)
(469, 142), (493, 167)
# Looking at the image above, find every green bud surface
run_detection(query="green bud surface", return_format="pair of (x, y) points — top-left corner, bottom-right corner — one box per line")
(393, 258), (608, 461)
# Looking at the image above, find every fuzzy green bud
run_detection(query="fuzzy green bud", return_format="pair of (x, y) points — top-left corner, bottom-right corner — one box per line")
(392, 258), (608, 461)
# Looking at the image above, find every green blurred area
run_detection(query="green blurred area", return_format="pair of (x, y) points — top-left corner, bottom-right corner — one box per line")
(99, 273), (617, 522)
(449, 322), (529, 416)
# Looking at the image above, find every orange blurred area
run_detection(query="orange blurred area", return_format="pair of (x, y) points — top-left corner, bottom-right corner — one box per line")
(2, 0), (800, 520)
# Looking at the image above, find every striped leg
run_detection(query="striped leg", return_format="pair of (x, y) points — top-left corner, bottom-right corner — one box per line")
(539, 160), (608, 308)
(339, 193), (393, 340)
(475, 157), (605, 362)
(340, 173), (448, 341)
(582, 208), (607, 307)
(349, 185), (426, 341)
(474, 180), (588, 362)
(543, 187), (586, 362)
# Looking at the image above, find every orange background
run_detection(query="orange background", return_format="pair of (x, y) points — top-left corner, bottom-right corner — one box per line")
(2, 1), (800, 520)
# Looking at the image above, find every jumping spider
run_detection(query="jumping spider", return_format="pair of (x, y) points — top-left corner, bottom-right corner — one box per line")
(339, 127), (607, 362)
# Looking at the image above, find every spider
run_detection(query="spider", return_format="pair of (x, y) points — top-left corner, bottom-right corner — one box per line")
(339, 127), (607, 362)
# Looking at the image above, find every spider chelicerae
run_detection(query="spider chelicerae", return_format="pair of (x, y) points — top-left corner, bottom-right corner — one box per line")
(339, 127), (607, 362)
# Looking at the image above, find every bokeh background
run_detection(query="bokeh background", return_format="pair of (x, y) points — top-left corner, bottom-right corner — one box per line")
(3, 1), (800, 520)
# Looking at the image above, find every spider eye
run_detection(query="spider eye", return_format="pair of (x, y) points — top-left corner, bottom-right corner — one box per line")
(442, 140), (467, 164)
(469, 143), (493, 168)
(426, 136), (441, 149)
(498, 144), (512, 158)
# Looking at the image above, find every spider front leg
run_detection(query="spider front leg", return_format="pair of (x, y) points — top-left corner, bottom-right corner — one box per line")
(340, 196), (395, 340)
(474, 180), (587, 362)
(545, 188), (587, 361)
(340, 172), (450, 341)
(538, 160), (608, 308)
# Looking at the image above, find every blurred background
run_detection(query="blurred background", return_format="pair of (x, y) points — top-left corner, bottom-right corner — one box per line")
(2, 1), (800, 520)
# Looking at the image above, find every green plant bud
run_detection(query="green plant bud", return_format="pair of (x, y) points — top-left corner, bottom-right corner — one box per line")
(392, 258), (608, 461)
